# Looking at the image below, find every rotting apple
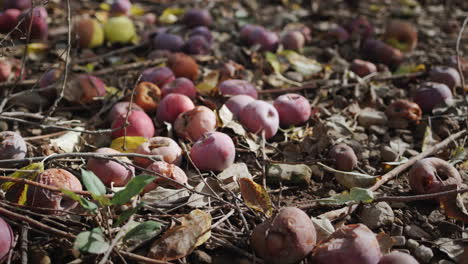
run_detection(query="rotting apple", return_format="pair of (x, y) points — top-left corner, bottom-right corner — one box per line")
(0, 217), (13, 263)
(250, 27), (279, 52)
(161, 77), (197, 99)
(281, 31), (305, 51)
(413, 82), (453, 113)
(189, 26), (213, 43)
(143, 161), (188, 192)
(38, 68), (62, 97)
(273, 93), (311, 126)
(0, 59), (12, 82)
(189, 131), (235, 171)
(110, 0), (132, 17)
(311, 224), (382, 264)
(0, 9), (21, 34)
(225, 94), (255, 119)
(378, 251), (419, 264)
(240, 24), (263, 45)
(73, 74), (106, 104)
(134, 136), (183, 168)
(183, 35), (211, 55)
(3, 0), (31, 10)
(350, 59), (377, 77)
(87, 148), (134, 187)
(111, 110), (155, 138)
(361, 38), (404, 69)
(251, 207), (317, 264)
(328, 143), (358, 171)
(156, 93), (195, 124)
(346, 16), (374, 39)
(27, 168), (83, 212)
(239, 100), (279, 139)
(140, 66), (175, 87)
(108, 101), (143, 121)
(327, 26), (350, 43)
(0, 131), (27, 160)
(182, 8), (212, 28)
(134, 81), (161, 113)
(174, 105), (217, 141)
(18, 7), (48, 41)
(427, 66), (461, 90)
(167, 53), (199, 81)
(152, 32), (184, 52)
(385, 99), (422, 128)
(76, 18), (104, 49)
(408, 157), (462, 195)
(218, 79), (258, 99)
(383, 20), (417, 52)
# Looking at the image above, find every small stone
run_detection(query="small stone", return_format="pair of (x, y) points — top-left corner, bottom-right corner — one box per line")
(189, 250), (212, 264)
(267, 163), (312, 186)
(381, 145), (398, 162)
(359, 202), (395, 229)
(358, 108), (388, 127)
(369, 125), (388, 135)
(414, 245), (434, 263)
(421, 222), (434, 231)
(391, 225), (403, 236)
(404, 224), (431, 239)
(392, 236), (406, 246)
(0, 121), (8, 132)
(406, 239), (419, 251)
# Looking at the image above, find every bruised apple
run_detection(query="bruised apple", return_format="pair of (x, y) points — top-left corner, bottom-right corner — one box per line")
(251, 207), (316, 264)
(408, 157), (462, 195)
(311, 224), (382, 264)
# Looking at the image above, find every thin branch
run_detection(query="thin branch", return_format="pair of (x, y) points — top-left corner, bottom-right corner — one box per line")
(375, 187), (468, 203)
(44, 0), (72, 118)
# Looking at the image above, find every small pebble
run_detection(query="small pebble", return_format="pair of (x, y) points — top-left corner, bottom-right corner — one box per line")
(404, 224), (431, 239)
(391, 225), (403, 236)
(406, 239), (419, 251)
(414, 245), (434, 263)
(359, 202), (395, 229)
(392, 236), (406, 247)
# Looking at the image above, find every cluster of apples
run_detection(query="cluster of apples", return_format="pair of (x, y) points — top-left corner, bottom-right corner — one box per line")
(93, 58), (313, 191)
(250, 207), (419, 264)
(0, 1), (48, 42)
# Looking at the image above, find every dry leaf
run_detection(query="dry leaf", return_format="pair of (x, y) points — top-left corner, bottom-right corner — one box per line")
(148, 209), (212, 261)
(50, 128), (83, 153)
(239, 178), (273, 217)
(439, 185), (468, 223)
(1, 162), (44, 205)
(110, 136), (147, 153)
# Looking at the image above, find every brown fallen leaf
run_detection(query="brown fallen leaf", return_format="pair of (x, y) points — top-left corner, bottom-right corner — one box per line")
(148, 209), (212, 261)
(438, 185), (468, 223)
(239, 177), (273, 217)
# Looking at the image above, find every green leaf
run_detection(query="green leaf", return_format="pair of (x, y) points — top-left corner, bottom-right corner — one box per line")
(265, 52), (281, 74)
(111, 175), (156, 205)
(280, 50), (323, 77)
(74, 228), (109, 254)
(91, 194), (112, 207)
(316, 187), (374, 206)
(62, 189), (98, 212)
(317, 162), (377, 188)
(81, 169), (106, 196)
(123, 221), (163, 244)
